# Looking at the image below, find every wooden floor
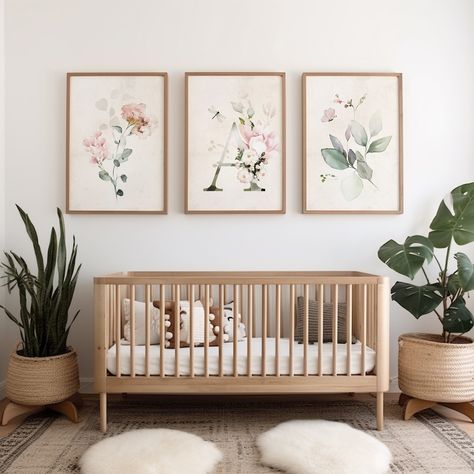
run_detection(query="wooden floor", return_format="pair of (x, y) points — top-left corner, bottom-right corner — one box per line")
(1, 393), (473, 439)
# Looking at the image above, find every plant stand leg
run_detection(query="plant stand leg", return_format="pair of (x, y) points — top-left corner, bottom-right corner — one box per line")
(376, 392), (384, 431)
(438, 402), (474, 422)
(1, 400), (44, 426)
(403, 396), (436, 420)
(398, 392), (410, 407)
(48, 400), (79, 423)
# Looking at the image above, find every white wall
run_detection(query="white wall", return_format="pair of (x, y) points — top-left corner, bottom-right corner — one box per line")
(3, 0), (474, 387)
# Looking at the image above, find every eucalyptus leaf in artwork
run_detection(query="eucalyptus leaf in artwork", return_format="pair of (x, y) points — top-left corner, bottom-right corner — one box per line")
(341, 171), (363, 201)
(368, 136), (392, 153)
(113, 159), (121, 167)
(443, 299), (474, 333)
(350, 120), (368, 146)
(429, 182), (474, 248)
(378, 235), (434, 279)
(116, 189), (124, 197)
(120, 174), (128, 183)
(98, 170), (111, 181)
(321, 148), (349, 170)
(112, 125), (123, 134)
(356, 161), (373, 181)
(355, 151), (365, 162)
(348, 149), (356, 166)
(121, 148), (133, 160)
(369, 111), (382, 137)
(239, 117), (245, 125)
(455, 252), (474, 291)
(329, 135), (345, 154)
(345, 124), (351, 142)
(390, 282), (443, 319)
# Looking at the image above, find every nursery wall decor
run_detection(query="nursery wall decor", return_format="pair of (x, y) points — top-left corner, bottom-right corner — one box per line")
(66, 73), (168, 214)
(185, 72), (286, 213)
(303, 73), (403, 214)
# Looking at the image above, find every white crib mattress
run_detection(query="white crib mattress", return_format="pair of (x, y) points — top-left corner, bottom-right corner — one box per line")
(107, 338), (376, 376)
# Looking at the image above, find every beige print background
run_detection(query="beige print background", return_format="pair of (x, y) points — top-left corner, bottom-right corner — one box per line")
(187, 75), (283, 211)
(305, 75), (400, 212)
(69, 75), (165, 211)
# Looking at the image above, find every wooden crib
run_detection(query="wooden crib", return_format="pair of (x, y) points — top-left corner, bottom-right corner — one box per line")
(94, 271), (390, 432)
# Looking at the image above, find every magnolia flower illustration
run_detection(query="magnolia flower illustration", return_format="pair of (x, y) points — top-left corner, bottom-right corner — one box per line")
(321, 108), (336, 122)
(84, 102), (154, 198)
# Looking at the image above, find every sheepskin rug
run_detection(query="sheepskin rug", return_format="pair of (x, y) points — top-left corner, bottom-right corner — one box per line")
(79, 428), (222, 474)
(257, 420), (391, 474)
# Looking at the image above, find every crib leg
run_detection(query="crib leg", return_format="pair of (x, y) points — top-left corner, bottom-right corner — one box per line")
(100, 392), (107, 433)
(376, 392), (384, 431)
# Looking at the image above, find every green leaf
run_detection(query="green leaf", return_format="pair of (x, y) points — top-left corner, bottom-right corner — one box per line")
(368, 136), (392, 153)
(369, 111), (382, 137)
(378, 235), (434, 279)
(455, 252), (474, 291)
(321, 148), (348, 170)
(329, 135), (345, 154)
(116, 189), (124, 197)
(443, 299), (474, 333)
(341, 172), (363, 201)
(391, 282), (443, 319)
(356, 151), (365, 162)
(447, 273), (462, 296)
(112, 125), (123, 134)
(350, 120), (368, 146)
(113, 159), (120, 167)
(121, 148), (133, 161)
(120, 174), (128, 183)
(98, 170), (111, 181)
(356, 161), (373, 181)
(348, 149), (356, 166)
(429, 182), (474, 248)
(239, 117), (245, 125)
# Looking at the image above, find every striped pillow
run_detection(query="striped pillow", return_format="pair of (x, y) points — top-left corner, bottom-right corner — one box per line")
(295, 297), (355, 344)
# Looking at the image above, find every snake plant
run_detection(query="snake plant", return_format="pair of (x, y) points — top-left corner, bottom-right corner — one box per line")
(378, 182), (474, 343)
(1, 206), (81, 357)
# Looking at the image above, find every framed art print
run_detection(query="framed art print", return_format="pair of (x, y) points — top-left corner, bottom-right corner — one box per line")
(66, 72), (167, 213)
(185, 72), (286, 213)
(303, 73), (403, 214)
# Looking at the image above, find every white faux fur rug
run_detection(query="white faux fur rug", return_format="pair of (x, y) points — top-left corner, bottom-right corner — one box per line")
(257, 420), (391, 474)
(79, 428), (223, 474)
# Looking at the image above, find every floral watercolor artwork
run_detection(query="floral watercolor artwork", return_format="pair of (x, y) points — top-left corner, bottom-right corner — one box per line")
(186, 73), (285, 213)
(303, 73), (402, 213)
(67, 73), (167, 213)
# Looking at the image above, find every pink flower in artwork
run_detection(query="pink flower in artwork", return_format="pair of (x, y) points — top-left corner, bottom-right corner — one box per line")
(83, 131), (108, 164)
(321, 108), (337, 122)
(237, 168), (251, 183)
(239, 124), (279, 159)
(121, 103), (152, 138)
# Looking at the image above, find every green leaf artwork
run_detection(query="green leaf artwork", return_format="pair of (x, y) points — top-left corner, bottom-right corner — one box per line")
(319, 92), (392, 202)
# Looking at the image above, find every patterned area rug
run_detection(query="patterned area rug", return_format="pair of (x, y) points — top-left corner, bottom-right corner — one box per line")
(1, 398), (474, 473)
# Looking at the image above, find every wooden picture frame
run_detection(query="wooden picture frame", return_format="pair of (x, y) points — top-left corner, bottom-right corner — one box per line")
(66, 72), (168, 214)
(185, 72), (286, 214)
(303, 72), (403, 214)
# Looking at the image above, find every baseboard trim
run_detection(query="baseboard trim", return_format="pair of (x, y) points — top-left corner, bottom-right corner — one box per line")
(80, 377), (95, 394)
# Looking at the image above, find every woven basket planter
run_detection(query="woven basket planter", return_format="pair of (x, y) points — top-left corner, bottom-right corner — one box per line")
(398, 333), (474, 403)
(6, 347), (79, 406)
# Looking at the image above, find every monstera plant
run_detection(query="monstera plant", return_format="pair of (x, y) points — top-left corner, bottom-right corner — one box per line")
(378, 182), (474, 343)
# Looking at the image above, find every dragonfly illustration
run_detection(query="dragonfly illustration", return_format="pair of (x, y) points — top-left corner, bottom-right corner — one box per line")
(208, 105), (226, 122)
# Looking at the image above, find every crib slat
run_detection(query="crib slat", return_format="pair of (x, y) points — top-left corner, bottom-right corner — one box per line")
(160, 284), (165, 378)
(262, 285), (268, 376)
(109, 285), (115, 348)
(130, 285), (136, 377)
(304, 284), (309, 377)
(275, 284), (281, 377)
(115, 285), (121, 377)
(346, 284), (352, 376)
(205, 284), (210, 377)
(332, 284), (338, 376)
(175, 285), (180, 377)
(189, 284), (194, 378)
(362, 284), (367, 376)
(219, 284), (224, 377)
(290, 284), (295, 377)
(145, 285), (151, 377)
(247, 285), (253, 377)
(318, 284), (324, 376)
(233, 285), (239, 377)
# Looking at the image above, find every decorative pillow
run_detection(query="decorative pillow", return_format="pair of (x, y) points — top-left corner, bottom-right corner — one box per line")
(295, 297), (356, 344)
(209, 302), (246, 342)
(122, 299), (171, 345)
(153, 300), (215, 348)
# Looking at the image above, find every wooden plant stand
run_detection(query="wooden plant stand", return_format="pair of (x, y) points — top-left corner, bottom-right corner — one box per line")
(1, 393), (82, 426)
(399, 393), (474, 422)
